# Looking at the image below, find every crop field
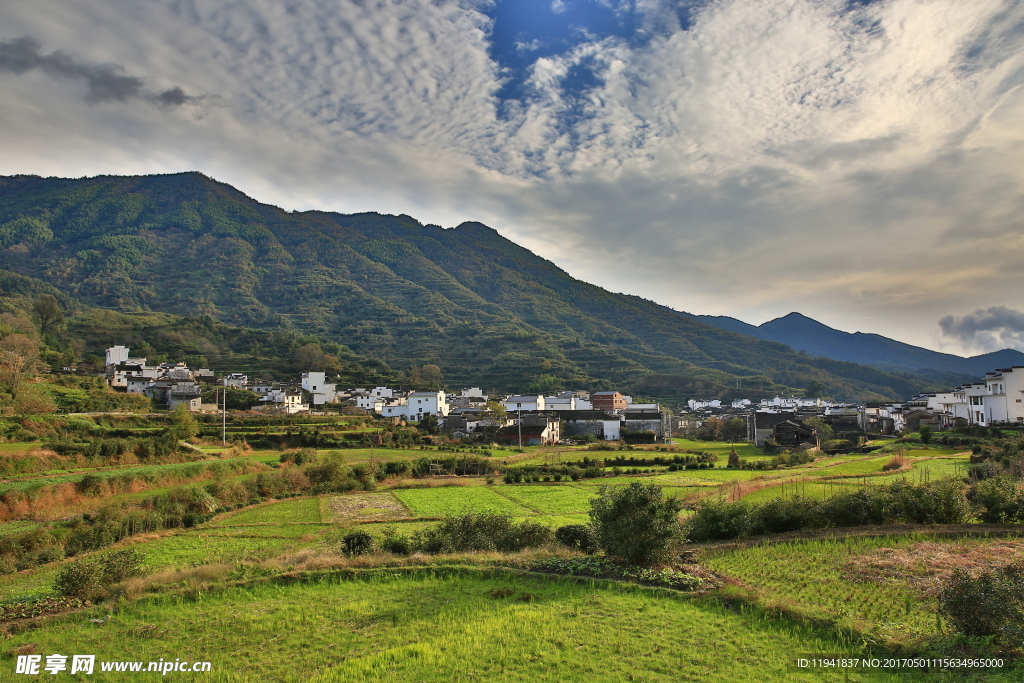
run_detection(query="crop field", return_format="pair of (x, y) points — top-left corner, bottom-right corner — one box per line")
(394, 486), (532, 517)
(0, 457), (263, 493)
(210, 497), (324, 526)
(0, 568), (914, 682)
(700, 533), (1008, 645)
(492, 485), (597, 514)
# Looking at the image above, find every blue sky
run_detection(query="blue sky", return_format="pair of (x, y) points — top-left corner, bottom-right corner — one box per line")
(1, 0), (1023, 354)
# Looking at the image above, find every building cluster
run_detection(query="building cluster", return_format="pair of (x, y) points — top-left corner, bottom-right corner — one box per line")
(907, 365), (1024, 429)
(104, 341), (1022, 443)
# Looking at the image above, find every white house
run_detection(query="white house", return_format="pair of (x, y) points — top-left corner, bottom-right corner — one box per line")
(461, 387), (486, 399)
(260, 388), (308, 414)
(382, 390), (449, 420)
(224, 373), (248, 388)
(302, 372), (338, 406)
(502, 395), (545, 412)
(354, 395), (384, 412)
(543, 394), (576, 410)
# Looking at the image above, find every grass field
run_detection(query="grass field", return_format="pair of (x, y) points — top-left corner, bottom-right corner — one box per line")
(394, 486), (533, 517)
(210, 497), (323, 526)
(492, 485), (597, 514)
(0, 568), (918, 682)
(701, 533), (986, 644)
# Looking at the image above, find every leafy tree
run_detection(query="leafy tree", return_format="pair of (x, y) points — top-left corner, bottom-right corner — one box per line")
(803, 416), (833, 449)
(589, 482), (683, 565)
(170, 403), (199, 440)
(804, 380), (828, 399)
(723, 417), (746, 443)
(0, 333), (42, 400)
(32, 294), (65, 336)
(527, 373), (563, 394)
(918, 425), (932, 446)
(419, 364), (443, 388)
(417, 413), (439, 435)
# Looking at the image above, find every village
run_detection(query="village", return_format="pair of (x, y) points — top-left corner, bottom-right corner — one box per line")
(101, 344), (1024, 450)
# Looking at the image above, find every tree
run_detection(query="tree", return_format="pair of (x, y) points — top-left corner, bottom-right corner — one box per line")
(919, 425), (933, 446)
(419, 364), (443, 389)
(723, 417), (746, 443)
(804, 380), (828, 399)
(0, 333), (42, 399)
(527, 373), (562, 394)
(803, 416), (833, 450)
(170, 403), (199, 440)
(589, 482), (684, 565)
(32, 294), (65, 336)
(417, 413), (439, 435)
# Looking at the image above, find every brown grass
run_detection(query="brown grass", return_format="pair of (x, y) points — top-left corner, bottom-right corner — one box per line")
(326, 492), (410, 522)
(842, 539), (1024, 595)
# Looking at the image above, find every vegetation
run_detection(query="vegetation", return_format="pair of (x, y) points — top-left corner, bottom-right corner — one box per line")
(589, 482), (684, 565)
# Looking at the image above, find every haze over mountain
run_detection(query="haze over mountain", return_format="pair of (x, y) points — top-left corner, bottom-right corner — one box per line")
(691, 312), (1024, 381)
(0, 172), (947, 404)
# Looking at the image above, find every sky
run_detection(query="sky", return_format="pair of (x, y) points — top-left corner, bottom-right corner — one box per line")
(1, 0), (1023, 356)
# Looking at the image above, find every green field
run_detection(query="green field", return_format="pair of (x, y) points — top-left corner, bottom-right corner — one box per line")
(0, 568), (915, 682)
(210, 497), (323, 526)
(701, 534), (978, 644)
(492, 485), (597, 514)
(394, 486), (532, 517)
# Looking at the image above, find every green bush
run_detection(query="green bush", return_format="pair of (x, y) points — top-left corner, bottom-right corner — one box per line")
(890, 480), (970, 524)
(750, 496), (818, 534)
(416, 513), (552, 553)
(554, 524), (598, 553)
(589, 482), (683, 565)
(686, 498), (753, 542)
(939, 564), (1024, 643)
(816, 488), (891, 527)
(341, 531), (374, 556)
(54, 558), (103, 598)
(100, 548), (146, 583)
(970, 476), (1024, 523)
(379, 527), (412, 555)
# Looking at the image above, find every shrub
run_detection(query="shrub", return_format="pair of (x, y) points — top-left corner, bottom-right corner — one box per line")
(890, 479), (970, 524)
(686, 498), (753, 542)
(341, 531), (374, 556)
(54, 559), (102, 598)
(939, 564), (1024, 643)
(750, 496), (818, 535)
(555, 524), (598, 553)
(589, 482), (683, 565)
(971, 476), (1023, 523)
(816, 488), (891, 527)
(380, 527), (412, 555)
(416, 513), (552, 553)
(100, 548), (146, 583)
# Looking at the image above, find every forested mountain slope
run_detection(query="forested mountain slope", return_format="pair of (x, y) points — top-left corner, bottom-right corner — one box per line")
(0, 172), (936, 401)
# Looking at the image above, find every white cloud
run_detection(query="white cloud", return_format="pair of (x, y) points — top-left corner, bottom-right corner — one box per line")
(939, 307), (1024, 354)
(0, 0), (1023, 351)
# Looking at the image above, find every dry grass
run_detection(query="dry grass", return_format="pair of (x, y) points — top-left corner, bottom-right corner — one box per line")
(121, 563), (235, 597)
(271, 545), (580, 573)
(326, 492), (410, 522)
(882, 454), (910, 471)
(842, 539), (1024, 595)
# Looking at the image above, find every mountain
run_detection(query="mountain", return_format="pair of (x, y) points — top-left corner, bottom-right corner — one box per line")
(690, 311), (1024, 380)
(0, 172), (944, 402)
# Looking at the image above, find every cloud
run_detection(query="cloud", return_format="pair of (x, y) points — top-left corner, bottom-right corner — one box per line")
(0, 0), (1023, 352)
(938, 307), (1024, 354)
(0, 35), (203, 106)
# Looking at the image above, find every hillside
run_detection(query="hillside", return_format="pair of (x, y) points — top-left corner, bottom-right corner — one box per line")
(691, 311), (1023, 380)
(0, 172), (941, 402)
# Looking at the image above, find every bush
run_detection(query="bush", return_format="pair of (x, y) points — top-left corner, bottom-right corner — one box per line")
(816, 488), (891, 527)
(750, 497), (818, 535)
(555, 524), (598, 553)
(971, 476), (1024, 523)
(54, 559), (102, 598)
(939, 564), (1024, 643)
(100, 548), (146, 583)
(379, 527), (412, 555)
(589, 482), (683, 565)
(53, 548), (148, 598)
(341, 531), (374, 556)
(686, 498), (753, 542)
(890, 479), (970, 524)
(416, 513), (552, 553)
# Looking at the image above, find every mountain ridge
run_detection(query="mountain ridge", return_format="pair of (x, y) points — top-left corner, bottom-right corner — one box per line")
(0, 171), (951, 402)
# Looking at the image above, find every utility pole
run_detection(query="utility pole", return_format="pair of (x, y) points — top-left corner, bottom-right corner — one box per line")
(222, 377), (227, 447)
(518, 408), (522, 450)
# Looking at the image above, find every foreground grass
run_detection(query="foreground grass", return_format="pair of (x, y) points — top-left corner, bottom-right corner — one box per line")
(2, 568), (918, 682)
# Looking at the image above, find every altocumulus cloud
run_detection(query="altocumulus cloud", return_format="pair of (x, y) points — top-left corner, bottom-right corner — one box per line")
(0, 0), (1023, 351)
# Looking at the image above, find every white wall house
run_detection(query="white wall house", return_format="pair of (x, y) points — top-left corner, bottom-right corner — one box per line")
(543, 395), (576, 410)
(224, 373), (248, 388)
(355, 396), (384, 412)
(502, 395), (545, 412)
(382, 390), (449, 420)
(461, 387), (486, 399)
(302, 372), (338, 406)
